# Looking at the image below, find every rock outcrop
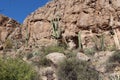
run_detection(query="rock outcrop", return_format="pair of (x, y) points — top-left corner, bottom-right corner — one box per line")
(46, 52), (66, 66)
(23, 0), (120, 49)
(0, 14), (21, 41)
(0, 14), (21, 49)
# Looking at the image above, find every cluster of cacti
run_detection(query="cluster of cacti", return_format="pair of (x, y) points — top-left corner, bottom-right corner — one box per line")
(51, 16), (61, 39)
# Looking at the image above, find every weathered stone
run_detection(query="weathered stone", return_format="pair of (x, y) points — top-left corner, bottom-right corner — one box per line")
(46, 52), (66, 66)
(76, 52), (90, 61)
(0, 14), (21, 42)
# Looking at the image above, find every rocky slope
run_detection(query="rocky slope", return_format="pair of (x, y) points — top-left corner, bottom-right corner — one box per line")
(23, 0), (120, 49)
(0, 0), (120, 80)
(0, 14), (22, 50)
(0, 14), (21, 41)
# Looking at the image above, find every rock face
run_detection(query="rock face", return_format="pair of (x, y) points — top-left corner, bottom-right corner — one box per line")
(0, 14), (21, 43)
(23, 0), (120, 48)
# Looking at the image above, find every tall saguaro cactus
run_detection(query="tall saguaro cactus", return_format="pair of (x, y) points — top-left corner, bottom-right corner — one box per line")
(51, 16), (61, 39)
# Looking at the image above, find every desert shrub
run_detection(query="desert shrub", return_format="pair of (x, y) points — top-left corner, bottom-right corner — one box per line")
(57, 58), (99, 80)
(106, 44), (117, 51)
(4, 39), (13, 49)
(64, 50), (76, 58)
(84, 47), (96, 56)
(39, 56), (51, 67)
(0, 58), (37, 80)
(30, 50), (51, 67)
(41, 45), (65, 55)
(29, 45), (65, 67)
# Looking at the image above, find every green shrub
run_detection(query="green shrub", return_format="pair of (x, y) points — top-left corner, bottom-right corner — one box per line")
(33, 45), (65, 67)
(57, 58), (99, 80)
(41, 45), (65, 55)
(0, 58), (37, 80)
(84, 47), (96, 56)
(30, 50), (51, 67)
(64, 50), (76, 58)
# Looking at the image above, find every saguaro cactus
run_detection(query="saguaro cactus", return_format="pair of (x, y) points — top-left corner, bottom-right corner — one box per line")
(78, 31), (83, 50)
(100, 33), (105, 51)
(51, 16), (61, 39)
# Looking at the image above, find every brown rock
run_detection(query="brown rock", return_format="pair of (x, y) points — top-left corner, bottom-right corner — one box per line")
(76, 52), (90, 61)
(46, 52), (66, 66)
(23, 0), (120, 48)
(0, 14), (21, 42)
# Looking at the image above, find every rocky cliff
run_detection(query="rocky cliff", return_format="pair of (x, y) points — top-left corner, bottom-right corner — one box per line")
(0, 14), (22, 50)
(0, 14), (21, 41)
(23, 0), (120, 49)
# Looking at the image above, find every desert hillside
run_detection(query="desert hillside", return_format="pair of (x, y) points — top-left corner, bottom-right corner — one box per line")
(0, 0), (120, 80)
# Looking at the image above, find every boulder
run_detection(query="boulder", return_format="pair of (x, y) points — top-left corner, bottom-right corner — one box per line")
(76, 52), (90, 61)
(46, 52), (66, 66)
